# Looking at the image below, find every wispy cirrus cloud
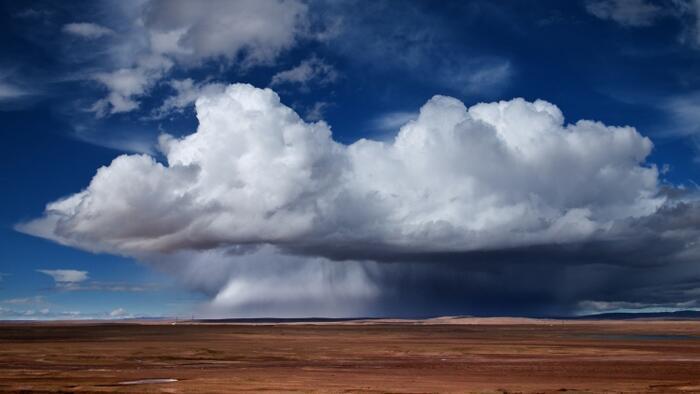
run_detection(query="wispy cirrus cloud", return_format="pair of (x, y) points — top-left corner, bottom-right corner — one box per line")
(585, 0), (664, 27)
(661, 91), (700, 136)
(63, 282), (159, 292)
(1, 295), (47, 305)
(36, 269), (157, 292)
(585, 0), (700, 46)
(0, 69), (38, 108)
(62, 23), (114, 39)
(84, 0), (312, 116)
(0, 81), (30, 101)
(150, 79), (226, 119)
(270, 56), (339, 91)
(37, 269), (88, 285)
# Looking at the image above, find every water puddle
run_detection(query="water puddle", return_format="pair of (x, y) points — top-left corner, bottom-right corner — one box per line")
(118, 378), (178, 385)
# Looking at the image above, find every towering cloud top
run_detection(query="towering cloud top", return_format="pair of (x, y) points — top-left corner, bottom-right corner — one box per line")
(19, 84), (661, 260)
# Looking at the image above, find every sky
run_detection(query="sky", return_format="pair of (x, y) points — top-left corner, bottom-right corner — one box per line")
(2, 0), (700, 319)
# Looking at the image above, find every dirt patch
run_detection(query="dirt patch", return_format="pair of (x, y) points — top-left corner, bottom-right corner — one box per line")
(0, 320), (699, 393)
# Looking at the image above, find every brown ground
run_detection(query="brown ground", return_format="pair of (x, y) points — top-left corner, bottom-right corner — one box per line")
(1, 318), (700, 393)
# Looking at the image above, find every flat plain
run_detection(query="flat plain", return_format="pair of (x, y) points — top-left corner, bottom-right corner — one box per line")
(1, 318), (700, 393)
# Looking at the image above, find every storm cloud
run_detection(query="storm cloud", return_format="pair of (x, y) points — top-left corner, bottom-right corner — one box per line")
(18, 84), (700, 316)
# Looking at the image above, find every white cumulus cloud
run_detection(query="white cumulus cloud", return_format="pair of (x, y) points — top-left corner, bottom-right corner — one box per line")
(109, 307), (128, 317)
(20, 83), (661, 258)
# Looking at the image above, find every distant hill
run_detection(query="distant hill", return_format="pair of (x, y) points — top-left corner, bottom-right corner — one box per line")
(572, 310), (700, 320)
(193, 317), (383, 324)
(197, 312), (700, 323)
(6, 311), (700, 324)
(192, 312), (700, 324)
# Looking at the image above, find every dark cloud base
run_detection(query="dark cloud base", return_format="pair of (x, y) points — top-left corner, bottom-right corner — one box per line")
(272, 200), (700, 317)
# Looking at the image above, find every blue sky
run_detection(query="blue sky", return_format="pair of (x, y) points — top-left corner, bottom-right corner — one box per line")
(2, 0), (700, 319)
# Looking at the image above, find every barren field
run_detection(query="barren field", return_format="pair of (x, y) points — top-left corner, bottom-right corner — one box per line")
(1, 319), (700, 393)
